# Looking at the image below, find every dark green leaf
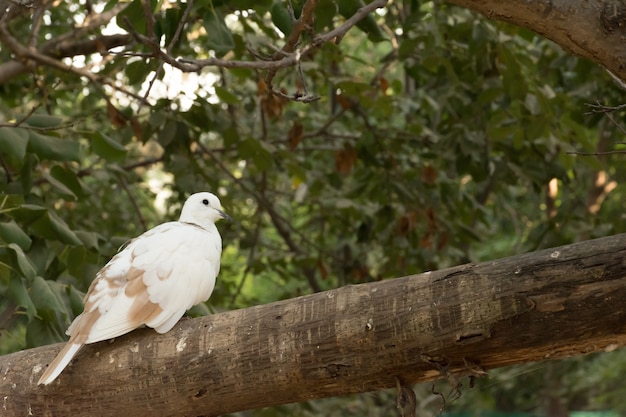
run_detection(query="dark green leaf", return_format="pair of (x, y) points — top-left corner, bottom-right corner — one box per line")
(203, 10), (235, 57)
(31, 212), (83, 246)
(125, 60), (152, 86)
(23, 114), (63, 129)
(117, 0), (153, 34)
(67, 284), (85, 317)
(271, 1), (293, 36)
(6, 243), (37, 279)
(214, 85), (240, 105)
(42, 171), (77, 199)
(0, 127), (29, 159)
(8, 276), (37, 320)
(28, 131), (81, 161)
(314, 0), (337, 32)
(0, 221), (32, 250)
(20, 154), (35, 193)
(238, 138), (274, 171)
(31, 276), (69, 316)
(74, 231), (100, 250)
(92, 132), (128, 162)
(50, 165), (86, 198)
(5, 203), (47, 225)
(337, 0), (386, 42)
(26, 317), (65, 347)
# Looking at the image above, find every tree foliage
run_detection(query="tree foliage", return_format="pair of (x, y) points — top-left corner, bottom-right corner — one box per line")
(0, 0), (625, 415)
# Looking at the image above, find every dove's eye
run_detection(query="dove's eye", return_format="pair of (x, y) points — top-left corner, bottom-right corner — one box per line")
(202, 199), (209, 206)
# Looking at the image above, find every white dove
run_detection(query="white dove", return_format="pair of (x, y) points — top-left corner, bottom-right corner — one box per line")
(37, 192), (229, 385)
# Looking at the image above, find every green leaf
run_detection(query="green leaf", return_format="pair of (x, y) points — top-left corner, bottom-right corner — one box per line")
(125, 60), (152, 86)
(41, 171), (77, 199)
(31, 211), (83, 246)
(23, 114), (63, 129)
(7, 243), (37, 280)
(8, 276), (37, 320)
(74, 231), (100, 250)
(0, 221), (32, 250)
(314, 0), (337, 32)
(5, 203), (47, 225)
(158, 119), (177, 147)
(67, 284), (85, 317)
(0, 127), (29, 159)
(50, 165), (86, 199)
(26, 317), (65, 347)
(203, 9), (235, 57)
(117, 0), (150, 34)
(20, 153), (35, 193)
(271, 1), (293, 36)
(214, 85), (240, 105)
(31, 276), (69, 316)
(238, 138), (274, 171)
(156, 7), (183, 50)
(48, 211), (83, 246)
(28, 131), (80, 161)
(92, 132), (127, 162)
(337, 0), (386, 42)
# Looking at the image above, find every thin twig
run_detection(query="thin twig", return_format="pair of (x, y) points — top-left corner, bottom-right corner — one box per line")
(136, 0), (161, 110)
(0, 153), (12, 183)
(1, 104), (41, 128)
(27, 0), (47, 48)
(270, 88), (320, 103)
(566, 150), (626, 156)
(116, 175), (148, 231)
(166, 0), (193, 54)
(123, 156), (165, 171)
(584, 101), (626, 114)
(197, 143), (323, 292)
(604, 111), (626, 137)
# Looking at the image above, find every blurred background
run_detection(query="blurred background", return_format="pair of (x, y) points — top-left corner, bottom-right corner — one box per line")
(0, 1), (625, 415)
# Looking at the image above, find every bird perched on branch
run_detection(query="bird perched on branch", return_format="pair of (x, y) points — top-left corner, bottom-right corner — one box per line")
(38, 192), (230, 385)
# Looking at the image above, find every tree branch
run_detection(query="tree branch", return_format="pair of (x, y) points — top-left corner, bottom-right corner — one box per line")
(178, 0), (389, 71)
(3, 233), (626, 416)
(0, 2), (131, 84)
(446, 0), (626, 84)
(264, 0), (318, 90)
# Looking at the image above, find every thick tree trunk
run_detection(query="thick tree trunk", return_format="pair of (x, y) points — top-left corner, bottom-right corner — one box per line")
(1, 234), (626, 416)
(447, 0), (626, 83)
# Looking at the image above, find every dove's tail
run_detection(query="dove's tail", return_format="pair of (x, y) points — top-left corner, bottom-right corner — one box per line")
(37, 342), (83, 385)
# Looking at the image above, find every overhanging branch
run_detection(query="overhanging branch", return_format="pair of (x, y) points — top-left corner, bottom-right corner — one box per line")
(446, 0), (626, 84)
(1, 233), (626, 416)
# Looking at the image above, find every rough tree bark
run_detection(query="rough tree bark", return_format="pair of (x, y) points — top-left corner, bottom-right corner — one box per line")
(1, 234), (625, 416)
(447, 0), (626, 84)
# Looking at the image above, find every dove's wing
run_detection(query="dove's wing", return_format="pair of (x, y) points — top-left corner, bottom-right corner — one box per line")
(39, 221), (221, 385)
(39, 192), (227, 385)
(69, 221), (221, 343)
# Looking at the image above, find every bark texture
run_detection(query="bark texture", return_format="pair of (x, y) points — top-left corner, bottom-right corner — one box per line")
(1, 234), (626, 416)
(447, 0), (626, 82)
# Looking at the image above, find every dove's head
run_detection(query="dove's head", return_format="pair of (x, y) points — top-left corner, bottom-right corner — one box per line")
(179, 192), (231, 227)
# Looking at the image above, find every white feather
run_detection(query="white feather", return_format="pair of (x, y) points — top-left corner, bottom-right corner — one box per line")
(37, 192), (227, 385)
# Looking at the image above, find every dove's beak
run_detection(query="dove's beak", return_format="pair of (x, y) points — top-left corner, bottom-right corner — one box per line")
(217, 209), (232, 222)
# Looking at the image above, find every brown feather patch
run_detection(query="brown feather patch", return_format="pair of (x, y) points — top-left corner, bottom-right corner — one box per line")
(124, 267), (146, 297)
(125, 273), (164, 325)
(69, 310), (103, 344)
